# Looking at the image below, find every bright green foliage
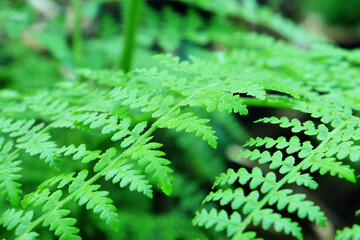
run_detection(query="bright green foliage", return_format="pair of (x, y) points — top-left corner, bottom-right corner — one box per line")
(193, 209), (243, 237)
(124, 141), (173, 195)
(0, 118), (60, 168)
(103, 161), (153, 198)
(1, 49), (268, 238)
(1, 0), (360, 239)
(0, 209), (38, 239)
(335, 224), (360, 240)
(157, 111), (218, 148)
(21, 189), (81, 240)
(0, 138), (22, 207)
(195, 105), (359, 238)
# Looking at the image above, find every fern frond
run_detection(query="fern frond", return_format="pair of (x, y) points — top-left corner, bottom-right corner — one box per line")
(157, 111), (217, 148)
(195, 116), (356, 238)
(24, 92), (70, 120)
(180, 0), (324, 45)
(255, 116), (330, 140)
(196, 91), (249, 115)
(0, 118), (59, 168)
(153, 54), (266, 101)
(126, 141), (173, 195)
(103, 161), (153, 198)
(240, 133), (356, 182)
(294, 102), (351, 127)
(252, 208), (302, 239)
(335, 224), (360, 240)
(268, 189), (326, 225)
(195, 168), (312, 239)
(193, 209), (242, 237)
(58, 144), (101, 163)
(77, 69), (126, 87)
(93, 147), (154, 197)
(72, 182), (119, 230)
(42, 208), (80, 240)
(0, 138), (22, 206)
(21, 170), (119, 237)
(211, 167), (277, 194)
(37, 172), (76, 190)
(21, 189), (80, 240)
(208, 169), (326, 226)
(68, 111), (148, 148)
(244, 136), (313, 156)
(324, 140), (360, 162)
(255, 115), (359, 179)
(286, 172), (318, 190)
(93, 148), (117, 172)
(0, 209), (38, 239)
(302, 155), (355, 182)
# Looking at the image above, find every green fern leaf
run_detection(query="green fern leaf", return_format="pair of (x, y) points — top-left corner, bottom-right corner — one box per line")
(103, 161), (153, 198)
(59, 144), (101, 163)
(74, 184), (119, 230)
(42, 208), (81, 240)
(21, 189), (80, 240)
(0, 209), (38, 239)
(0, 138), (22, 206)
(157, 111), (218, 148)
(239, 135), (356, 182)
(37, 172), (76, 190)
(255, 117), (330, 140)
(287, 172), (318, 190)
(126, 141), (173, 195)
(193, 209), (241, 237)
(335, 224), (360, 240)
(251, 208), (302, 239)
(268, 189), (326, 226)
(24, 92), (71, 121)
(0, 118), (60, 167)
(65, 170), (121, 229)
(94, 148), (117, 172)
(302, 155), (355, 182)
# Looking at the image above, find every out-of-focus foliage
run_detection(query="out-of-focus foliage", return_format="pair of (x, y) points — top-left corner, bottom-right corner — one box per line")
(303, 0), (360, 27)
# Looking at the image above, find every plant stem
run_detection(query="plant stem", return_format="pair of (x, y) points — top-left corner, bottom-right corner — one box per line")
(119, 0), (144, 72)
(240, 96), (295, 109)
(71, 0), (83, 67)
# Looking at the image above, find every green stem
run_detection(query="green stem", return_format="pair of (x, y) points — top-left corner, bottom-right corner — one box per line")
(119, 0), (144, 72)
(71, 0), (83, 67)
(241, 95), (295, 109)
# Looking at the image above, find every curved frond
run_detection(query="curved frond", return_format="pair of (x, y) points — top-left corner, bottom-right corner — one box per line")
(0, 118), (60, 168)
(126, 141), (173, 195)
(193, 209), (241, 237)
(103, 161), (153, 198)
(74, 183), (119, 230)
(157, 111), (217, 148)
(0, 209), (38, 239)
(0, 138), (22, 206)
(335, 224), (360, 240)
(195, 111), (358, 238)
(21, 189), (80, 240)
